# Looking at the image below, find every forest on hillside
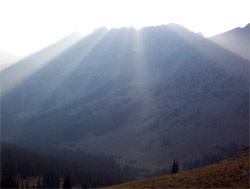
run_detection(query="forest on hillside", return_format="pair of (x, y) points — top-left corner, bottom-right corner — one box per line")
(0, 142), (143, 188)
(1, 141), (245, 188)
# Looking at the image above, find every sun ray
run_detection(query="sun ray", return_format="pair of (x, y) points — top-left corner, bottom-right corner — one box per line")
(36, 29), (109, 108)
(0, 33), (82, 97)
(132, 29), (150, 86)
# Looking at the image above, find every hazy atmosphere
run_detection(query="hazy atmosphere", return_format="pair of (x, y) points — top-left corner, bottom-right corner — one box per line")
(1, 0), (249, 188)
(0, 0), (249, 55)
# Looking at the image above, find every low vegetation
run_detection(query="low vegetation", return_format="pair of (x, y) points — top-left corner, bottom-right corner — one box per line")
(108, 148), (249, 188)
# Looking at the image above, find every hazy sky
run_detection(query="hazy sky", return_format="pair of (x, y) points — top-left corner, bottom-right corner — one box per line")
(0, 0), (249, 56)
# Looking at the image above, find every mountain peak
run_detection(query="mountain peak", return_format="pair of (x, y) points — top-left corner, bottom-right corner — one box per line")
(92, 27), (108, 34)
(69, 32), (82, 38)
(244, 23), (250, 28)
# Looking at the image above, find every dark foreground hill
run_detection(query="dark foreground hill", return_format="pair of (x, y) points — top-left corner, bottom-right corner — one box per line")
(1, 24), (249, 172)
(108, 148), (250, 188)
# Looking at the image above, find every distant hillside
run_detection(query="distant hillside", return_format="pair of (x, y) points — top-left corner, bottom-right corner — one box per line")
(109, 148), (250, 188)
(210, 23), (249, 60)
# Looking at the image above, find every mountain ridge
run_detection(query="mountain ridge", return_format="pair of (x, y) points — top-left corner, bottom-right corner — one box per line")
(1, 23), (249, 172)
(209, 23), (249, 60)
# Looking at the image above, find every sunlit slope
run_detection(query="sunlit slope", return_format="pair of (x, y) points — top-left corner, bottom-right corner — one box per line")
(109, 148), (250, 188)
(0, 32), (82, 120)
(210, 23), (249, 60)
(1, 24), (249, 171)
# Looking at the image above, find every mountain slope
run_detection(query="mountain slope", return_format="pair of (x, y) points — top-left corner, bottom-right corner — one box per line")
(1, 32), (82, 121)
(209, 23), (249, 60)
(109, 148), (250, 188)
(1, 24), (249, 172)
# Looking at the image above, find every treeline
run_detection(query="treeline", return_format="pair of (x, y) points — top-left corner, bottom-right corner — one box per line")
(0, 141), (139, 188)
(1, 142), (66, 178)
(1, 173), (69, 188)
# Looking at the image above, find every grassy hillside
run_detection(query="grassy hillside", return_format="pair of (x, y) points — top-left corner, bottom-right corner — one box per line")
(108, 148), (249, 188)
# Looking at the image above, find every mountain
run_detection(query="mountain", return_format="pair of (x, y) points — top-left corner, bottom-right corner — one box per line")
(110, 148), (250, 188)
(0, 51), (24, 71)
(209, 23), (249, 60)
(1, 32), (82, 99)
(1, 24), (249, 172)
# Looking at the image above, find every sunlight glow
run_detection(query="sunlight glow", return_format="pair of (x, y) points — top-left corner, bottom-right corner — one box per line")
(133, 30), (150, 86)
(0, 34), (82, 97)
(38, 29), (109, 106)
(0, 0), (249, 56)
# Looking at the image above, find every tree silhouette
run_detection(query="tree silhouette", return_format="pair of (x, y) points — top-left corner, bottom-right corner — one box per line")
(171, 159), (176, 173)
(25, 182), (29, 189)
(63, 174), (72, 189)
(171, 158), (179, 174)
(37, 177), (42, 188)
(176, 158), (179, 173)
(43, 170), (60, 188)
(81, 182), (87, 188)
(0, 175), (19, 188)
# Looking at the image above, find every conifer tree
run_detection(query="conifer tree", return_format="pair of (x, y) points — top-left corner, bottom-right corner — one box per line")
(43, 170), (60, 188)
(171, 159), (176, 174)
(171, 158), (179, 174)
(176, 158), (179, 173)
(62, 174), (72, 189)
(81, 182), (87, 188)
(25, 182), (29, 189)
(92, 180), (97, 188)
(0, 175), (18, 188)
(37, 177), (41, 188)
